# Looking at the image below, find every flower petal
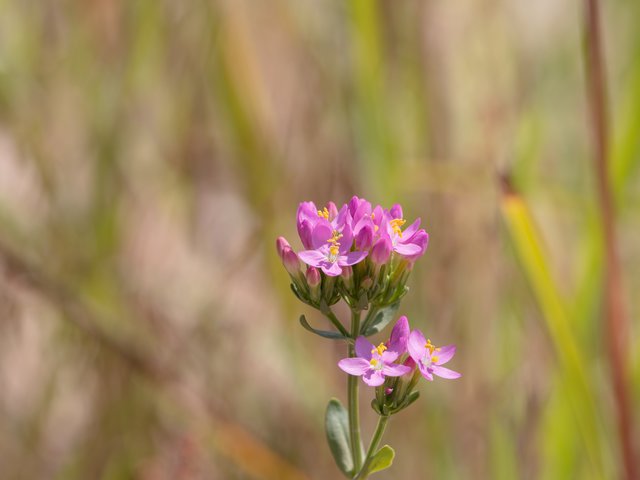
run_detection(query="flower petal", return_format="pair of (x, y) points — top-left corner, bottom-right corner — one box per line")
(311, 222), (333, 249)
(355, 336), (374, 360)
(401, 218), (421, 239)
(408, 329), (427, 362)
(431, 365), (461, 379)
(363, 370), (385, 386)
(297, 220), (314, 249)
(402, 231), (429, 261)
(390, 204), (403, 219)
(337, 223), (353, 254)
(434, 345), (456, 365)
(382, 363), (411, 377)
(380, 350), (399, 363)
(393, 242), (423, 256)
(338, 358), (371, 376)
(297, 201), (318, 226)
(417, 363), (434, 381)
(340, 251), (368, 266)
(321, 261), (342, 276)
(297, 249), (327, 268)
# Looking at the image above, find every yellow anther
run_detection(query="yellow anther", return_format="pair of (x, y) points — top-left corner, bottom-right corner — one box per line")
(431, 356), (439, 363)
(425, 339), (436, 354)
(371, 212), (375, 220)
(389, 218), (406, 237)
(317, 207), (329, 220)
(327, 232), (342, 258)
(370, 358), (379, 367)
(371, 343), (387, 356)
(327, 232), (343, 244)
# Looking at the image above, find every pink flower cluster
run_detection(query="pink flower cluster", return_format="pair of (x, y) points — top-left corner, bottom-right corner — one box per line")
(339, 316), (461, 386)
(278, 196), (429, 277)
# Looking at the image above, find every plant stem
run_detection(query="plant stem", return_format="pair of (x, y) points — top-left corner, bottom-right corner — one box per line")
(354, 415), (390, 480)
(583, 0), (637, 477)
(325, 309), (350, 337)
(348, 310), (363, 472)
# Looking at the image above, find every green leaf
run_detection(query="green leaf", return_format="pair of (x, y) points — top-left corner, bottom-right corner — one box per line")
(366, 445), (395, 475)
(299, 315), (349, 340)
(325, 398), (354, 477)
(362, 302), (399, 336)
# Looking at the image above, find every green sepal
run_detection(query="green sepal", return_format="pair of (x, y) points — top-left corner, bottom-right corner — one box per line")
(356, 292), (369, 311)
(389, 390), (420, 415)
(299, 315), (349, 340)
(365, 445), (395, 475)
(402, 390), (420, 409)
(362, 302), (400, 336)
(325, 398), (354, 477)
(290, 283), (305, 302)
(370, 399), (383, 415)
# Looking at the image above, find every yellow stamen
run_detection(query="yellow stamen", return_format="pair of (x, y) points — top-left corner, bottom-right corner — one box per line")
(425, 339), (436, 354)
(389, 218), (406, 237)
(317, 207), (329, 220)
(370, 358), (378, 367)
(371, 212), (375, 220)
(431, 356), (439, 363)
(326, 232), (343, 258)
(371, 343), (387, 356)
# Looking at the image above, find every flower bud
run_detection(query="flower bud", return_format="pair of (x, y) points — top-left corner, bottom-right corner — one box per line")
(306, 266), (321, 301)
(327, 201), (339, 220)
(361, 277), (373, 290)
(371, 237), (392, 265)
(306, 266), (321, 288)
(276, 236), (291, 261)
(341, 265), (354, 290)
(282, 247), (300, 276)
(355, 223), (374, 251)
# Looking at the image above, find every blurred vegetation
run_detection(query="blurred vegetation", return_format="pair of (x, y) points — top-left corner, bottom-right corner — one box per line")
(0, 0), (639, 479)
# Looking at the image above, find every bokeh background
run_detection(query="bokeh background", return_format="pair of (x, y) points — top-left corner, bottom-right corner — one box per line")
(0, 0), (639, 479)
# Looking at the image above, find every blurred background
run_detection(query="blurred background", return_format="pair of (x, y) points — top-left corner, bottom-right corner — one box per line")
(0, 0), (639, 479)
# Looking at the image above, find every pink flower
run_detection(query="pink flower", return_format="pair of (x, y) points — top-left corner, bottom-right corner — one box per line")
(407, 329), (461, 381)
(382, 206), (429, 259)
(297, 223), (367, 276)
(338, 318), (411, 386)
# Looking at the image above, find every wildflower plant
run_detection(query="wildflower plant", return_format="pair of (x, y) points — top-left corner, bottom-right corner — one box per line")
(277, 197), (459, 478)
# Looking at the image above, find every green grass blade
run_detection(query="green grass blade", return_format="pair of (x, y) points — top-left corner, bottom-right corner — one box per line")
(501, 189), (607, 478)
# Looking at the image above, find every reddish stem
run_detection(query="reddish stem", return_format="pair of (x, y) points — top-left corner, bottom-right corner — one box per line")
(583, 0), (637, 478)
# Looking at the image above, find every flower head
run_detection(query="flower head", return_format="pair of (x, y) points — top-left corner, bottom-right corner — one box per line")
(407, 329), (461, 381)
(338, 336), (411, 386)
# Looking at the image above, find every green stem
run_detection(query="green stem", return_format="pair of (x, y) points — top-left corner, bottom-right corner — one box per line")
(354, 415), (390, 479)
(348, 310), (363, 472)
(359, 305), (379, 334)
(325, 309), (350, 337)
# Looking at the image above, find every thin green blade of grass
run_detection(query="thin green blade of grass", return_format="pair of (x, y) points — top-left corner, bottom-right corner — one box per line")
(500, 187), (607, 478)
